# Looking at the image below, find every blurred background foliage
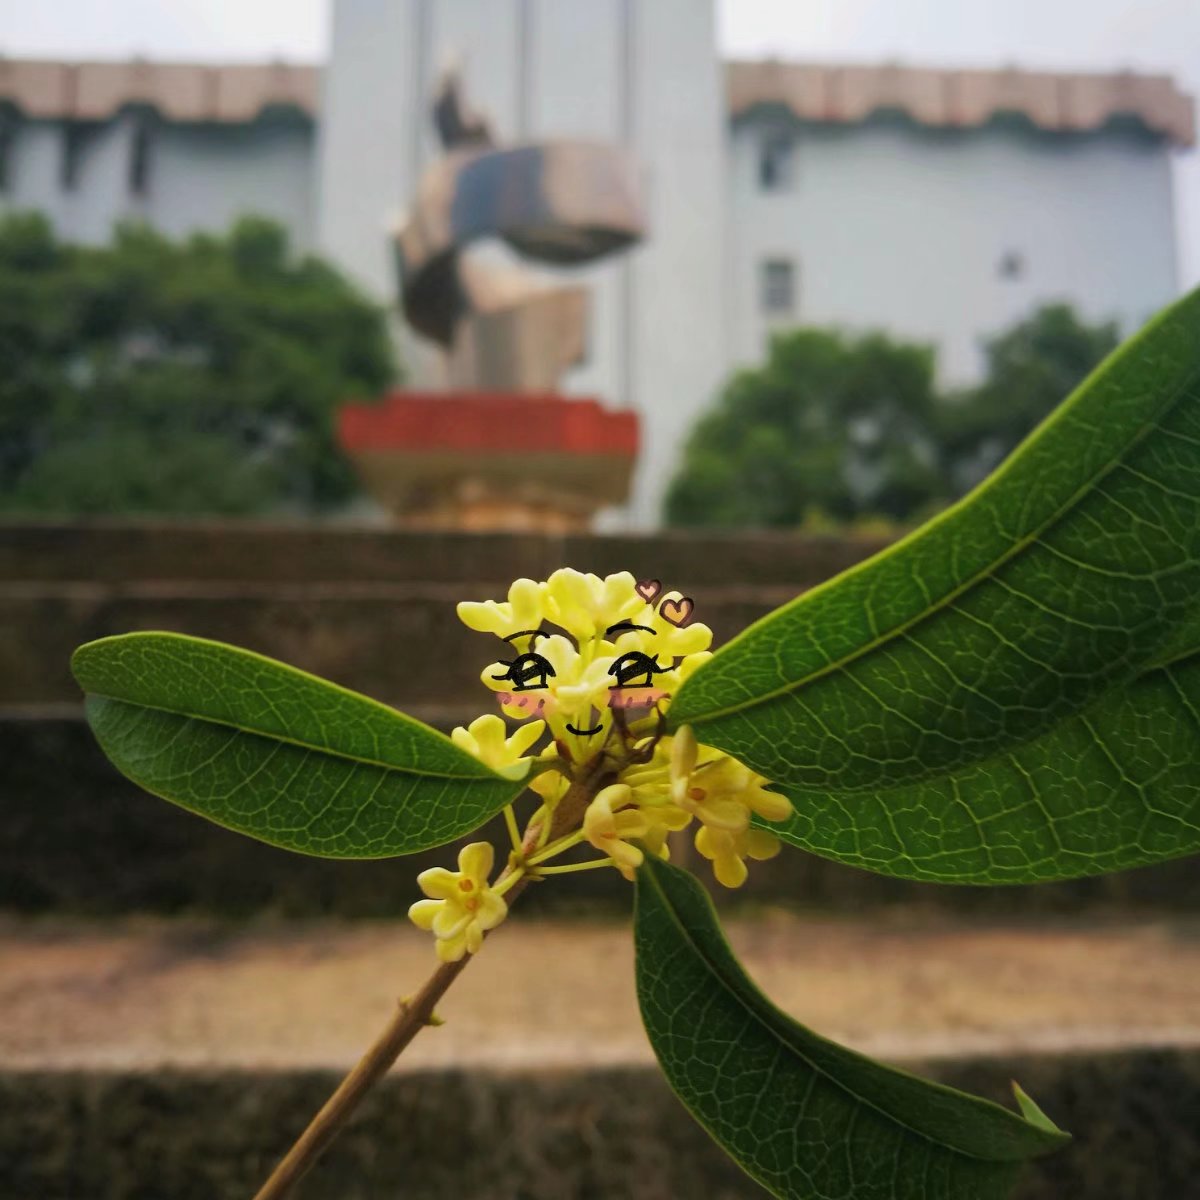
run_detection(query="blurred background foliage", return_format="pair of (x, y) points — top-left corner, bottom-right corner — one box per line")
(665, 304), (1119, 531)
(0, 207), (1119, 527)
(0, 212), (396, 516)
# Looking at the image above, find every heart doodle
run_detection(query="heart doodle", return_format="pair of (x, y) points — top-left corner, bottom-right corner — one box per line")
(659, 595), (694, 627)
(636, 578), (662, 602)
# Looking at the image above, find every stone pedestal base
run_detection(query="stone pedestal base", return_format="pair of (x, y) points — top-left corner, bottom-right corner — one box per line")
(338, 392), (639, 531)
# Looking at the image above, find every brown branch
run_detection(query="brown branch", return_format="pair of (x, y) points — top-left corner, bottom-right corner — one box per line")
(251, 775), (603, 1200)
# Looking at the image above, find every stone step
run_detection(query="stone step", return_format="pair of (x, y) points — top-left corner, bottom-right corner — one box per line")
(0, 519), (885, 706)
(0, 580), (795, 707)
(8, 714), (1200, 916)
(1, 914), (1197, 1199)
(0, 520), (889, 587)
(2, 914), (1196, 1072)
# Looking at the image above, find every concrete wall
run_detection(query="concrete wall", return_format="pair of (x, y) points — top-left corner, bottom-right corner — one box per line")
(729, 113), (1180, 383)
(4, 1050), (1198, 1198)
(0, 521), (886, 714)
(10, 710), (1198, 917)
(1, 112), (316, 249)
(5, 521), (1198, 918)
(317, 0), (729, 525)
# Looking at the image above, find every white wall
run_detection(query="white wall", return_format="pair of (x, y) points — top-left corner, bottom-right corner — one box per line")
(3, 121), (68, 230)
(1, 113), (315, 249)
(146, 119), (315, 248)
(625, 0), (728, 523)
(729, 114), (1179, 384)
(62, 117), (135, 245)
(316, 0), (422, 298)
(529, 0), (627, 414)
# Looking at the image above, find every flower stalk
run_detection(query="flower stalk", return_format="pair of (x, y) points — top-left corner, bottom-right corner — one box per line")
(252, 568), (793, 1196)
(251, 773), (602, 1200)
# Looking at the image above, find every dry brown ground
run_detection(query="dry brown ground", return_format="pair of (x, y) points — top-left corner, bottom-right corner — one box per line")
(1, 910), (1198, 1072)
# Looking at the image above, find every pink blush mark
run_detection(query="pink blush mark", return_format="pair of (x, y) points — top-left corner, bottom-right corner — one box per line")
(497, 691), (555, 716)
(607, 687), (669, 711)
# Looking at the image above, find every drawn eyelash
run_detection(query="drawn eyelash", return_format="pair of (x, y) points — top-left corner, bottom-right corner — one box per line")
(491, 651), (556, 692)
(608, 651), (667, 689)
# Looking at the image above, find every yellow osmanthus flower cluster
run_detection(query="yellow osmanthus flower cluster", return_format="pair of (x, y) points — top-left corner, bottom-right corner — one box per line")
(409, 842), (512, 962)
(407, 569), (793, 957)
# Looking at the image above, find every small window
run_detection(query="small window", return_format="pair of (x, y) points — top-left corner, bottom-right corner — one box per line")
(0, 117), (13, 193)
(129, 119), (153, 196)
(61, 123), (88, 191)
(761, 258), (796, 316)
(759, 130), (795, 191)
(998, 250), (1025, 280)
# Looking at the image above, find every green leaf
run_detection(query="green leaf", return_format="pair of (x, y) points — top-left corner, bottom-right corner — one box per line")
(669, 285), (1200, 795)
(634, 857), (1067, 1200)
(768, 644), (1200, 882)
(1011, 1083), (1062, 1136)
(72, 632), (527, 858)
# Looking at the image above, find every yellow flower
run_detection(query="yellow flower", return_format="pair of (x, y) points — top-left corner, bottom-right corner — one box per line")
(670, 725), (792, 828)
(457, 577), (547, 641)
(481, 633), (608, 711)
(608, 590), (713, 659)
(409, 842), (508, 961)
(544, 568), (645, 642)
(482, 632), (619, 753)
(695, 826), (782, 889)
(450, 578), (794, 893)
(582, 783), (650, 880)
(669, 725), (699, 793)
(635, 795), (691, 859)
(450, 714), (545, 780)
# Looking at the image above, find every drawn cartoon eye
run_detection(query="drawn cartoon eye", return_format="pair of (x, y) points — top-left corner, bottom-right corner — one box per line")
(608, 651), (665, 689)
(491, 652), (556, 692)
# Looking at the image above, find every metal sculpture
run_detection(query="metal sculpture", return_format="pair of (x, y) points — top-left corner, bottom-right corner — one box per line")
(393, 69), (646, 391)
(341, 68), (644, 530)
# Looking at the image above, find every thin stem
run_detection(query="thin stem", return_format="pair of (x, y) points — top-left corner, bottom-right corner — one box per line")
(537, 807), (555, 850)
(502, 803), (522, 854)
(526, 828), (585, 866)
(533, 856), (615, 875)
(492, 866), (525, 898)
(250, 774), (606, 1200)
(251, 953), (472, 1200)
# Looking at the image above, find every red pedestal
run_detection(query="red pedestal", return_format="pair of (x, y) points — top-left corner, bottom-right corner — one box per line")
(338, 392), (640, 530)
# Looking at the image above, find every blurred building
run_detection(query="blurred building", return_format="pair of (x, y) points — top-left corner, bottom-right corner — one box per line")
(0, 0), (1193, 524)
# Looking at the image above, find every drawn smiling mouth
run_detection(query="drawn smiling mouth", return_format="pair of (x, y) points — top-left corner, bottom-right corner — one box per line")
(565, 722), (605, 736)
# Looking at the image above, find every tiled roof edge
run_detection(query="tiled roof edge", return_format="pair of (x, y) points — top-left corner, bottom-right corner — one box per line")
(727, 58), (1195, 147)
(0, 56), (1191, 146)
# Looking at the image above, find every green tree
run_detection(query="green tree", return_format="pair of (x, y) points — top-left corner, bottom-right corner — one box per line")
(664, 328), (946, 529)
(666, 306), (1123, 530)
(939, 303), (1120, 493)
(0, 213), (396, 516)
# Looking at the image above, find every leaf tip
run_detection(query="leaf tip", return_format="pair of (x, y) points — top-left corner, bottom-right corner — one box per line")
(1012, 1080), (1069, 1140)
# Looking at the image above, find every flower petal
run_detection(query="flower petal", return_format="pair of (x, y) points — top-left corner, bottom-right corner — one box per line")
(595, 783), (633, 811)
(611, 839), (645, 872)
(436, 931), (468, 962)
(746, 829), (783, 862)
(465, 921), (486, 955)
(458, 841), (495, 883)
(475, 891), (508, 930)
(416, 867), (460, 900)
(408, 898), (442, 930)
(432, 904), (470, 939)
(748, 786), (793, 824)
(508, 577), (546, 629)
(507, 719), (547, 758)
(457, 600), (512, 635)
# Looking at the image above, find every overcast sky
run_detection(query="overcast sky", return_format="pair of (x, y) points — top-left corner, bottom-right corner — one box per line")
(4, 0), (1197, 282)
